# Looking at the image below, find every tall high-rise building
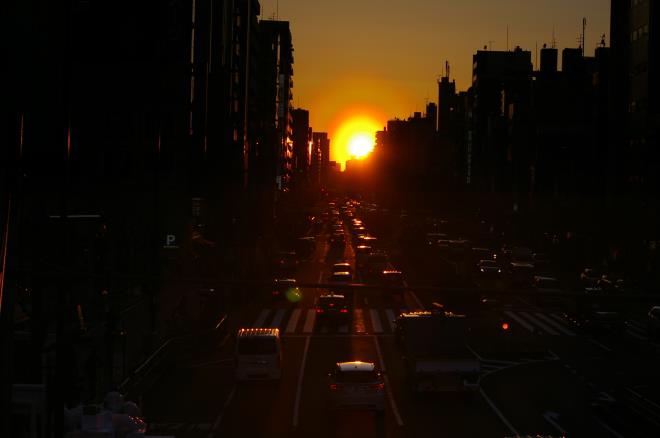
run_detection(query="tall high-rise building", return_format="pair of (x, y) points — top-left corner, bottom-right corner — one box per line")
(257, 20), (294, 192)
(610, 0), (659, 194)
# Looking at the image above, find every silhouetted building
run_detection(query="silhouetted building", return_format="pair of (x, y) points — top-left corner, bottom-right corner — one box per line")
(469, 48), (533, 194)
(437, 73), (465, 190)
(4, 1), (272, 433)
(610, 0), (659, 195)
(377, 109), (437, 195)
(291, 108), (311, 188)
(311, 132), (330, 187)
(257, 20), (294, 193)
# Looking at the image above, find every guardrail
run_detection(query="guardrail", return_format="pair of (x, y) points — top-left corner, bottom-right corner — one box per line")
(118, 312), (228, 396)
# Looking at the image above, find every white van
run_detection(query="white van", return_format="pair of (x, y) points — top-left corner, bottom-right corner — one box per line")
(235, 328), (282, 380)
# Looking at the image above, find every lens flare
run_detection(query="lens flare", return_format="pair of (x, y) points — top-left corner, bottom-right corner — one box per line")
(286, 287), (302, 303)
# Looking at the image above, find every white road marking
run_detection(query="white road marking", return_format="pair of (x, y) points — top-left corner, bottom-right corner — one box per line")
(372, 336), (404, 427)
(302, 309), (316, 333)
(543, 411), (567, 434)
(208, 384), (236, 437)
(520, 312), (560, 335)
(625, 387), (660, 411)
(253, 309), (270, 327)
(286, 308), (302, 333)
(588, 338), (613, 352)
(534, 312), (575, 336)
(626, 319), (646, 331)
(627, 329), (648, 340)
(480, 387), (519, 435)
(593, 417), (625, 438)
(481, 359), (520, 365)
(270, 308), (286, 328)
(385, 309), (397, 332)
(403, 280), (425, 310)
(504, 310), (535, 332)
(353, 308), (366, 333)
(292, 336), (311, 427)
(370, 309), (383, 333)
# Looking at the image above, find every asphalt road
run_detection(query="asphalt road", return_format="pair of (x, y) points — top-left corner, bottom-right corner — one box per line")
(139, 205), (660, 438)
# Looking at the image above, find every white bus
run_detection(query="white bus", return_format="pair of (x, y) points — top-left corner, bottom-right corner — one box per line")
(235, 328), (282, 381)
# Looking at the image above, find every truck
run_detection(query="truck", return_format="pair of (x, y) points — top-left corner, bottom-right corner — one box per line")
(394, 310), (480, 393)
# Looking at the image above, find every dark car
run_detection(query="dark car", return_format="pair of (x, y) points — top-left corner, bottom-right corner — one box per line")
(647, 306), (660, 340)
(315, 293), (351, 323)
(509, 262), (535, 287)
(274, 251), (299, 275)
(332, 261), (352, 276)
(565, 303), (625, 334)
(477, 259), (501, 276)
(295, 236), (316, 260)
(272, 278), (301, 302)
(379, 269), (405, 304)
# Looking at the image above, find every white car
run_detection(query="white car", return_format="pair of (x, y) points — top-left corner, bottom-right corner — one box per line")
(328, 361), (385, 411)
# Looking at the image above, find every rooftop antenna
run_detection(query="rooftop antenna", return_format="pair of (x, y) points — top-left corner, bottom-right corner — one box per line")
(551, 25), (557, 49)
(445, 60), (450, 79)
(535, 41), (538, 70)
(486, 40), (495, 51)
(276, 0), (279, 19)
(600, 33), (606, 47)
(580, 17), (587, 56)
(506, 25), (509, 51)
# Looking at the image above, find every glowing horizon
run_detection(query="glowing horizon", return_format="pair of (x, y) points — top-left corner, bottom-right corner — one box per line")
(330, 113), (383, 170)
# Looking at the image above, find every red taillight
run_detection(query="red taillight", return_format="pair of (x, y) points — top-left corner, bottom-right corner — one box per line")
(340, 309), (349, 313)
(330, 383), (343, 391)
(316, 308), (324, 313)
(501, 322), (509, 330)
(272, 290), (280, 296)
(372, 382), (385, 391)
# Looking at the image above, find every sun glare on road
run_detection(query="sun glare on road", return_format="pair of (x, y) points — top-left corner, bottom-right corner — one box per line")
(348, 133), (374, 158)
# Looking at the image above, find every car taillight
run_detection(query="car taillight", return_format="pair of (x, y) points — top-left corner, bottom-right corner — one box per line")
(340, 309), (348, 313)
(329, 383), (343, 391)
(272, 290), (280, 296)
(316, 308), (324, 313)
(372, 382), (385, 391)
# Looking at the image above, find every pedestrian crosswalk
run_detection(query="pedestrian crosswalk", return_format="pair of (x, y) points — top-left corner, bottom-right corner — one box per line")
(503, 310), (577, 336)
(249, 307), (651, 339)
(249, 307), (404, 335)
(504, 310), (655, 341)
(626, 319), (649, 340)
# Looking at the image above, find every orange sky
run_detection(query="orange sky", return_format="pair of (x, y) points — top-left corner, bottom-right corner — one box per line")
(259, 0), (611, 168)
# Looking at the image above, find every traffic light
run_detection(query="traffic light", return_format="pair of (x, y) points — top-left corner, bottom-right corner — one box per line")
(501, 322), (509, 331)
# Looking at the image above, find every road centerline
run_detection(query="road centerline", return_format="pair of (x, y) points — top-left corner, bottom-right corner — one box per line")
(373, 335), (404, 427)
(293, 335), (311, 427)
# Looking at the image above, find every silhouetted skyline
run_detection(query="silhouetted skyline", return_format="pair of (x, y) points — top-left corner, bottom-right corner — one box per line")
(261, 0), (610, 164)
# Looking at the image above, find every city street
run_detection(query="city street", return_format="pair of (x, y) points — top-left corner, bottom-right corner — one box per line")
(139, 205), (660, 437)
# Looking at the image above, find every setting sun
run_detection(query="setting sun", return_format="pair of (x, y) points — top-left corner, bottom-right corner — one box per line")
(330, 112), (384, 169)
(348, 133), (374, 158)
